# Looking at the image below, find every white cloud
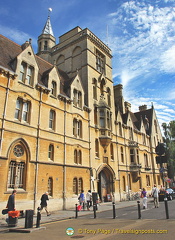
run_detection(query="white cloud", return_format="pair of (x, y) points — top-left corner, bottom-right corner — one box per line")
(160, 45), (175, 73)
(0, 24), (37, 46)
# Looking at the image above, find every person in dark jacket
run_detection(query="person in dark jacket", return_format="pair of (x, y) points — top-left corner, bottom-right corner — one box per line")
(40, 192), (51, 216)
(7, 190), (17, 211)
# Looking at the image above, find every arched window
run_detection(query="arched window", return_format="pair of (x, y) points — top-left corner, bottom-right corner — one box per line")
(74, 149), (78, 164)
(78, 178), (83, 193)
(123, 176), (126, 191)
(73, 177), (78, 194)
(95, 139), (99, 158)
(48, 144), (54, 161)
(7, 142), (27, 190)
(48, 177), (53, 196)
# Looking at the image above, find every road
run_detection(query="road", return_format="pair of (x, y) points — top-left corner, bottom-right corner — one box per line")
(0, 200), (175, 240)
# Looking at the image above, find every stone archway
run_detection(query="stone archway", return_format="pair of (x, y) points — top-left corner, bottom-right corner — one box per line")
(97, 165), (115, 202)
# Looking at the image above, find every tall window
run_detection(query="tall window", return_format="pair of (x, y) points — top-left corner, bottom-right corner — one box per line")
(110, 143), (114, 160)
(48, 144), (54, 161)
(48, 177), (53, 196)
(99, 110), (105, 128)
(146, 175), (150, 186)
(121, 147), (124, 163)
(51, 81), (57, 97)
(78, 178), (83, 193)
(123, 176), (126, 191)
(107, 88), (111, 107)
(44, 41), (48, 50)
(130, 149), (135, 163)
(119, 122), (122, 136)
(94, 107), (98, 125)
(73, 177), (83, 195)
(73, 177), (78, 194)
(144, 154), (149, 167)
(19, 61), (34, 86)
(15, 98), (31, 123)
(93, 79), (97, 100)
(95, 139), (99, 158)
(74, 150), (82, 164)
(73, 119), (82, 138)
(74, 150), (78, 164)
(8, 161), (25, 189)
(73, 89), (82, 108)
(136, 149), (139, 164)
(49, 110), (56, 130)
(96, 49), (105, 73)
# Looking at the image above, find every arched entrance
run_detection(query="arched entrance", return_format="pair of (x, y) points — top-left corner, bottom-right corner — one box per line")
(97, 165), (115, 202)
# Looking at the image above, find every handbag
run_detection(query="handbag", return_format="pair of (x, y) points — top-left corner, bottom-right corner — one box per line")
(2, 209), (8, 215)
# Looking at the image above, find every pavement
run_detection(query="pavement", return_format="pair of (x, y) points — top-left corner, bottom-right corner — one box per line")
(0, 200), (139, 233)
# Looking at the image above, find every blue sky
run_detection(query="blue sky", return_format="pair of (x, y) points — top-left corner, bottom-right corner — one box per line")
(1, 0), (175, 127)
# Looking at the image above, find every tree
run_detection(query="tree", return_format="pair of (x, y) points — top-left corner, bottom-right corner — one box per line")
(162, 121), (175, 179)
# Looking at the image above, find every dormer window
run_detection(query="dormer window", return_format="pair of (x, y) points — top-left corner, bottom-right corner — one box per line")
(51, 81), (57, 97)
(73, 89), (82, 108)
(19, 61), (34, 86)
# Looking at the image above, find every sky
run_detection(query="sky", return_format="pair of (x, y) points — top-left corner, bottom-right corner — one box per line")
(0, 0), (175, 129)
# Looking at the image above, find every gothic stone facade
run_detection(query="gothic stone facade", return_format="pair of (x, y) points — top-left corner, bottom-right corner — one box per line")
(0, 21), (166, 213)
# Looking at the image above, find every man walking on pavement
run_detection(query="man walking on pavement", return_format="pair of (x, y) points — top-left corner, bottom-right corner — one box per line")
(152, 184), (159, 208)
(40, 192), (51, 216)
(6, 189), (17, 211)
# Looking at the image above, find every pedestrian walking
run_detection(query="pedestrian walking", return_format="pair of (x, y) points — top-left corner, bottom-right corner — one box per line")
(141, 188), (147, 209)
(78, 190), (85, 209)
(152, 184), (159, 208)
(86, 190), (92, 210)
(6, 189), (17, 211)
(40, 192), (51, 216)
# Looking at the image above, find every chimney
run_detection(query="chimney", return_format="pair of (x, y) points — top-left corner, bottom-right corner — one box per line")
(21, 41), (30, 50)
(139, 105), (147, 112)
(125, 101), (131, 112)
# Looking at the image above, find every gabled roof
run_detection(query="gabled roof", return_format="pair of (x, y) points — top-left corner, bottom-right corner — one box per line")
(121, 107), (153, 135)
(0, 35), (22, 72)
(0, 34), (73, 97)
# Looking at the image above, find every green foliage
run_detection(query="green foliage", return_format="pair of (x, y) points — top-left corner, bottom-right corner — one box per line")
(162, 121), (175, 178)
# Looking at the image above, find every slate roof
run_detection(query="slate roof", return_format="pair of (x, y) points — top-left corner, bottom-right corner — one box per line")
(0, 34), (72, 97)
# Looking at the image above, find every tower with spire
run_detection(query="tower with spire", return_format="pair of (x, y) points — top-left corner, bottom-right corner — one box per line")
(37, 8), (56, 62)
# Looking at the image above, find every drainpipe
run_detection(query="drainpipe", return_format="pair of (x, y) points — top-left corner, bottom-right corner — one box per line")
(87, 109), (92, 190)
(0, 73), (11, 155)
(63, 99), (67, 210)
(34, 89), (42, 213)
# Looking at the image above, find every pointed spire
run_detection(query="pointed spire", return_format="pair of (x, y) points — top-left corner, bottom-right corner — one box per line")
(42, 8), (54, 36)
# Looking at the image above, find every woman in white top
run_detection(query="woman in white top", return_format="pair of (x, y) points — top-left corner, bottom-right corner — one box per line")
(86, 190), (92, 210)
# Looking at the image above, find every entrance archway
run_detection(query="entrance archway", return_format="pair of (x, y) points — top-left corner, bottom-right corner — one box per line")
(97, 165), (115, 202)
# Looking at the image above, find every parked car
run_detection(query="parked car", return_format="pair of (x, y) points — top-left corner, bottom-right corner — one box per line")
(159, 188), (175, 201)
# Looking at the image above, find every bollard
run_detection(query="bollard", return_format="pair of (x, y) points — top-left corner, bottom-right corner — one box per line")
(137, 201), (141, 219)
(36, 207), (41, 228)
(75, 204), (78, 218)
(164, 198), (169, 219)
(93, 203), (96, 219)
(112, 202), (116, 219)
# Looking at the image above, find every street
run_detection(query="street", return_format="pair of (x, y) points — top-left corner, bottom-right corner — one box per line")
(0, 200), (175, 240)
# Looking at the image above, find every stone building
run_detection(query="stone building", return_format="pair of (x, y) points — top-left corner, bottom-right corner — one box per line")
(0, 15), (166, 213)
